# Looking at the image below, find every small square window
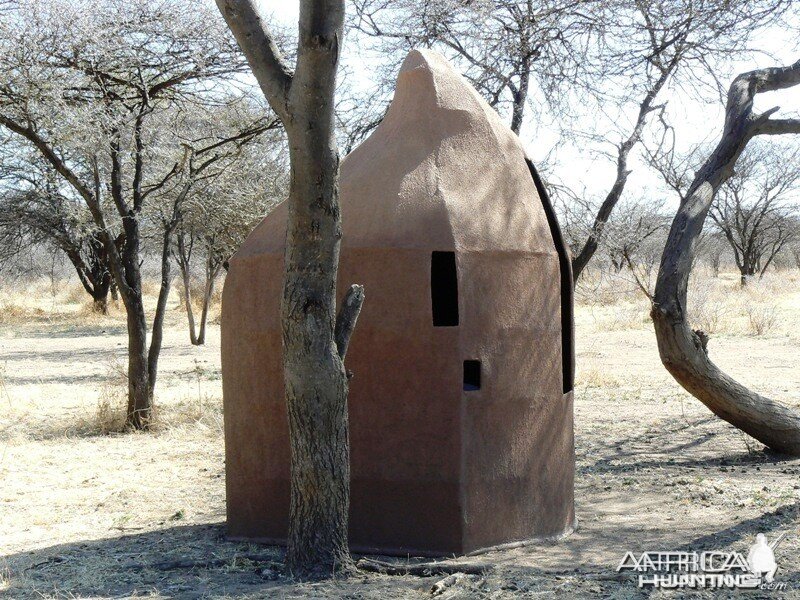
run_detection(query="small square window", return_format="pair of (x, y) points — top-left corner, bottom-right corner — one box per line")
(463, 360), (481, 391)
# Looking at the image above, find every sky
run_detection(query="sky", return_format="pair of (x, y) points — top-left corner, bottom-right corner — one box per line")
(258, 0), (800, 211)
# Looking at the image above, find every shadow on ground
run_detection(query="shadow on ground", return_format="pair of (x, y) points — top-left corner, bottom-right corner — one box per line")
(4, 502), (800, 600)
(2, 524), (289, 599)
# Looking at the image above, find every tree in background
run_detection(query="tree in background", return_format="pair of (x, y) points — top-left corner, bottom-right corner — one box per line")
(0, 0), (246, 428)
(652, 58), (800, 455)
(710, 143), (800, 285)
(0, 149), (119, 312)
(602, 198), (669, 298)
(353, 0), (599, 135)
(217, 0), (365, 578)
(566, 0), (790, 280)
(173, 125), (288, 345)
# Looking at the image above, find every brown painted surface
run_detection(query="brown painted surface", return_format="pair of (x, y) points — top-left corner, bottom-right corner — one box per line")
(221, 49), (575, 555)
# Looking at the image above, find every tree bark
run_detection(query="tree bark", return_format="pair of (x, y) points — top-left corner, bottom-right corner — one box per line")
(176, 233), (199, 345)
(181, 264), (199, 345)
(92, 295), (109, 315)
(217, 0), (364, 578)
(652, 59), (800, 455)
(509, 62), (529, 135)
(148, 225), (174, 399)
(196, 262), (221, 346)
(124, 296), (152, 430)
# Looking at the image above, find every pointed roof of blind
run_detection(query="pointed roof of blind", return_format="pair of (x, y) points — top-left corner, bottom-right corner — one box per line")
(234, 49), (555, 258)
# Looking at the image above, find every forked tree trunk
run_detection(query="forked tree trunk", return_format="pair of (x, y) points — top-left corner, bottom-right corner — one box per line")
(176, 230), (202, 345)
(91, 275), (112, 315)
(282, 148), (352, 575)
(64, 244), (112, 314)
(217, 0), (364, 578)
(652, 59), (800, 456)
(179, 252), (220, 346)
(123, 224), (174, 428)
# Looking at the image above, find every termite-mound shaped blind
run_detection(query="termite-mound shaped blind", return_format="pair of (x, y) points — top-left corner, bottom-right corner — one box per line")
(221, 48), (575, 556)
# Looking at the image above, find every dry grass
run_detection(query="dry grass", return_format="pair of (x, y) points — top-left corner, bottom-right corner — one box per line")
(0, 277), (223, 328)
(577, 267), (800, 340)
(92, 359), (129, 434)
(1, 271), (799, 598)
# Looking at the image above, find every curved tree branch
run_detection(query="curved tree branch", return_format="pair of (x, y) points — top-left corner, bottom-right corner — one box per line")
(652, 58), (800, 455)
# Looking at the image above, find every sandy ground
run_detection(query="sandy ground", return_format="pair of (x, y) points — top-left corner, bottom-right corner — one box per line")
(1, 273), (800, 599)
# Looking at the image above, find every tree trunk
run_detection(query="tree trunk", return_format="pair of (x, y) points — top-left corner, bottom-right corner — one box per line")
(281, 34), (351, 579)
(179, 259), (199, 345)
(196, 269), (217, 346)
(124, 294), (152, 430)
(509, 64), (529, 135)
(218, 0), (364, 578)
(652, 59), (800, 456)
(176, 230), (200, 345)
(64, 243), (111, 313)
(739, 256), (758, 286)
(92, 295), (109, 315)
(710, 253), (721, 277)
(90, 270), (112, 314)
(148, 224), (175, 401)
(111, 244), (153, 430)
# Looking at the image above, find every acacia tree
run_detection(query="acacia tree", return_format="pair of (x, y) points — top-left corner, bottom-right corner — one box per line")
(353, 0), (599, 135)
(568, 0), (789, 280)
(0, 155), (119, 312)
(709, 143), (800, 285)
(603, 198), (668, 291)
(217, 0), (365, 578)
(652, 58), (800, 455)
(173, 126), (288, 345)
(0, 0), (245, 428)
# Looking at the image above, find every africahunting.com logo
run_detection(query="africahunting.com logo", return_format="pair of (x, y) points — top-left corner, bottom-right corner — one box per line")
(617, 533), (787, 590)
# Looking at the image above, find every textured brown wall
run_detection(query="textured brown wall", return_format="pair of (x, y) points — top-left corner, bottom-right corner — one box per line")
(221, 49), (575, 556)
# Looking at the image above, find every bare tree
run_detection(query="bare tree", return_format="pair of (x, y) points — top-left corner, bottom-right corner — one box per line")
(652, 57), (800, 455)
(709, 143), (800, 285)
(217, 0), (365, 578)
(792, 237), (800, 269)
(352, 0), (600, 135)
(602, 198), (669, 298)
(696, 232), (729, 277)
(569, 0), (790, 281)
(0, 155), (120, 312)
(173, 124), (288, 345)
(0, 0), (246, 428)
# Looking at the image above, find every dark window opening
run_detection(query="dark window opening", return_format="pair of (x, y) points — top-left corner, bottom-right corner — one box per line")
(526, 159), (575, 394)
(463, 360), (481, 391)
(431, 251), (459, 326)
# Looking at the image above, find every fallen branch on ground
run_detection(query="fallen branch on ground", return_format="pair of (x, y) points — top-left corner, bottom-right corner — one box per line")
(431, 572), (476, 595)
(356, 557), (491, 576)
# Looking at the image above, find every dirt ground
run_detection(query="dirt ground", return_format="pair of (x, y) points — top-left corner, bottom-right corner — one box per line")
(1, 272), (799, 599)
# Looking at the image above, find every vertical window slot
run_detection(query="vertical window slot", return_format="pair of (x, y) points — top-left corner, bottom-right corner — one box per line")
(431, 251), (459, 326)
